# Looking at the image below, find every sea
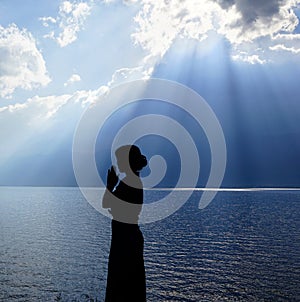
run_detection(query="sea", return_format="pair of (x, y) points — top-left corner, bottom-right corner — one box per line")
(0, 187), (299, 302)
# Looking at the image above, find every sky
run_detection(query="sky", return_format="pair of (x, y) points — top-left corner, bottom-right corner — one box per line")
(0, 0), (300, 187)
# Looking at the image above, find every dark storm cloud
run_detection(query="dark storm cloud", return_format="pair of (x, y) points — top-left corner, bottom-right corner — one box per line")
(216, 0), (286, 24)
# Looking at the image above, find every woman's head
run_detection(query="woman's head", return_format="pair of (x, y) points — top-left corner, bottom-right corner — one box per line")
(115, 145), (147, 174)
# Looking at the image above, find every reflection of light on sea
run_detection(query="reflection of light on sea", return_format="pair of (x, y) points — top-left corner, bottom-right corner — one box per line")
(82, 187), (300, 217)
(145, 187), (300, 191)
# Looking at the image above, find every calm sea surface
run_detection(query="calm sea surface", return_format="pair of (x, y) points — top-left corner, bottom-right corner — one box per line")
(0, 187), (299, 301)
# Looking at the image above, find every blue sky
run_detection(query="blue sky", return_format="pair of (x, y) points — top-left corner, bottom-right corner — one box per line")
(1, 0), (300, 187)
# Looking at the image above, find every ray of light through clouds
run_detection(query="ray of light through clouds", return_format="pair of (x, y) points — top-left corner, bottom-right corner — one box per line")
(0, 0), (300, 186)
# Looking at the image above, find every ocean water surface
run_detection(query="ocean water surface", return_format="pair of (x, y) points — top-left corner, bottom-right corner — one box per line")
(0, 187), (299, 301)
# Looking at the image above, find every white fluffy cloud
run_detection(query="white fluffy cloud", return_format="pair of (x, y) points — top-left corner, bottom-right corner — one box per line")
(0, 24), (51, 98)
(41, 1), (92, 47)
(132, 0), (220, 58)
(0, 94), (71, 121)
(131, 0), (300, 64)
(0, 84), (108, 126)
(0, 85), (110, 164)
(64, 73), (81, 86)
(107, 65), (153, 87)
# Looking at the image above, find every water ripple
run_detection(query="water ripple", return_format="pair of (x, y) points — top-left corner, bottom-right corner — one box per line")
(0, 188), (299, 301)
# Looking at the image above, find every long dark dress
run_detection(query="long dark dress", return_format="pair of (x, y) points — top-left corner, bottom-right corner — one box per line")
(104, 177), (146, 302)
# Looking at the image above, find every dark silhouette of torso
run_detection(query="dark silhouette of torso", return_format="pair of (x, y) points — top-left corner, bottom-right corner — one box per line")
(104, 177), (146, 302)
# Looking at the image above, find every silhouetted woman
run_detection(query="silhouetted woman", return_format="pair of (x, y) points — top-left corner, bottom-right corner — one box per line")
(103, 145), (147, 302)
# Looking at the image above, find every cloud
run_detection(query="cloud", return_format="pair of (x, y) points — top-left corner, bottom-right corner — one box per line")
(0, 24), (51, 98)
(132, 1), (219, 59)
(269, 44), (300, 54)
(217, 0), (294, 27)
(217, 0), (299, 43)
(41, 0), (92, 47)
(0, 94), (71, 125)
(232, 53), (267, 64)
(130, 0), (300, 63)
(0, 87), (106, 136)
(64, 73), (81, 86)
(0, 85), (110, 166)
(0, 85), (109, 128)
(39, 16), (57, 27)
(107, 64), (153, 87)
(269, 33), (300, 55)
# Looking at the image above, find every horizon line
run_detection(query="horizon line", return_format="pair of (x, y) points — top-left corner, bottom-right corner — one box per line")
(1, 186), (300, 191)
